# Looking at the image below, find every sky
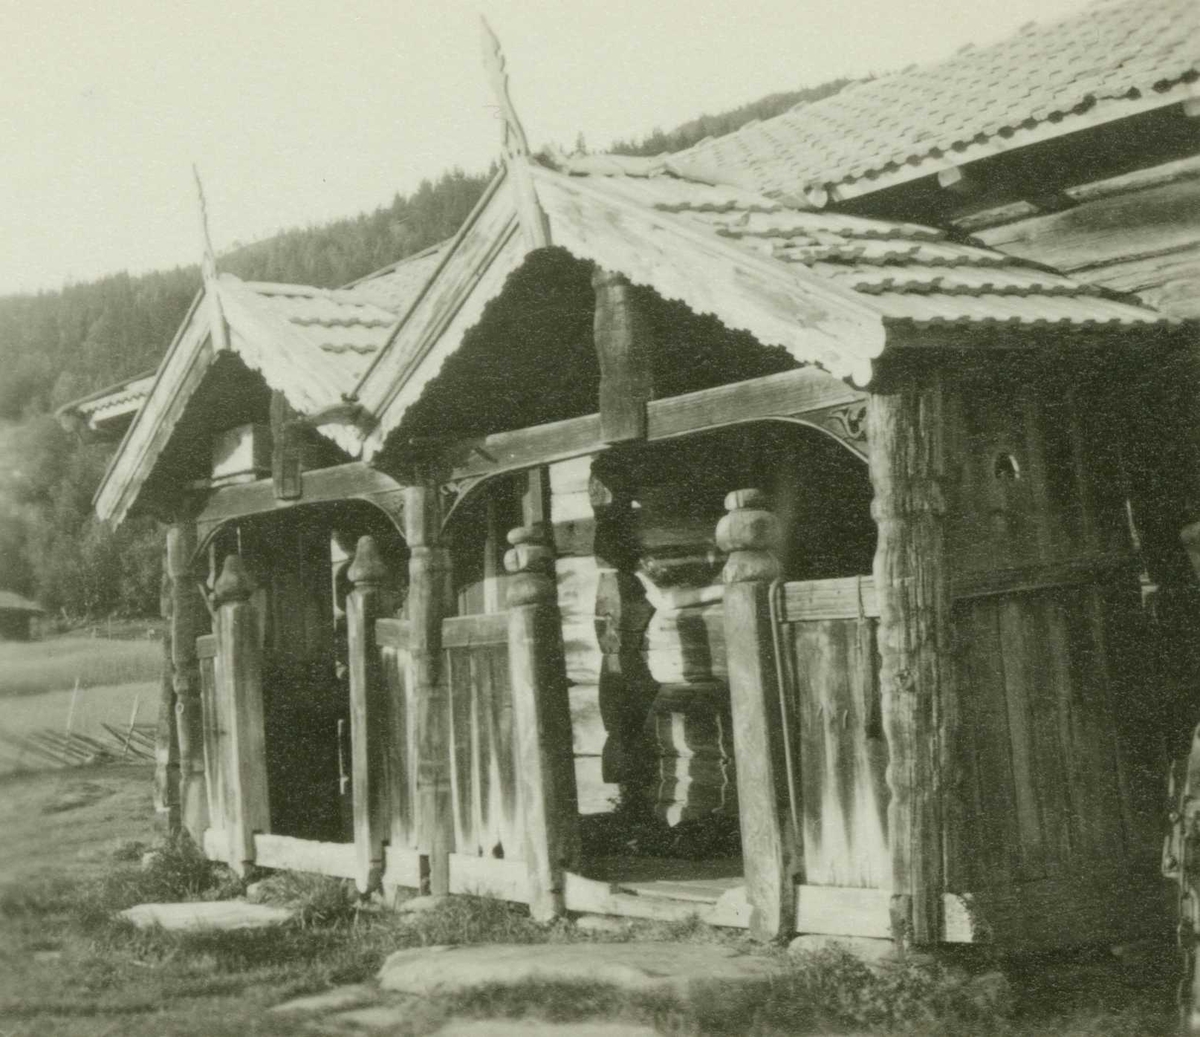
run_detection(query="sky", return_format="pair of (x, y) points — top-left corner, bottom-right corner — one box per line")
(0, 0), (1095, 296)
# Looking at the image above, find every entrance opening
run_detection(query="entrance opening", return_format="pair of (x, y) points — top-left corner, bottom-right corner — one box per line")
(213, 501), (407, 844)
(572, 420), (875, 907)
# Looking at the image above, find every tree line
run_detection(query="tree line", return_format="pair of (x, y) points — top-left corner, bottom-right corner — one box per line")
(0, 78), (851, 619)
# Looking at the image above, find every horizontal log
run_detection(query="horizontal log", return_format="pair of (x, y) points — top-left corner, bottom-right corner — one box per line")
(376, 618), (410, 651)
(448, 853), (531, 903)
(781, 576), (878, 622)
(254, 834), (358, 878)
(441, 612), (509, 648)
(951, 552), (1138, 600)
(196, 461), (406, 539)
(794, 885), (975, 942)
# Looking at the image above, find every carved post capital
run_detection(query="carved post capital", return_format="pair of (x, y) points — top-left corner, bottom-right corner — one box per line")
(213, 554), (255, 605)
(504, 524), (556, 606)
(347, 535), (387, 588)
(716, 488), (781, 584)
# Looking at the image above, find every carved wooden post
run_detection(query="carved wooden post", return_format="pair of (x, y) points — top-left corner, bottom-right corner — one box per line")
(589, 459), (656, 790)
(405, 479), (454, 896)
(168, 522), (208, 845)
(155, 548), (180, 835)
(867, 380), (950, 947)
(717, 488), (796, 941)
(593, 268), (653, 444)
(506, 521), (580, 920)
(347, 536), (388, 894)
(213, 554), (270, 877)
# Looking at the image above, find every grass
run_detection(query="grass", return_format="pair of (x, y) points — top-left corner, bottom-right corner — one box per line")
(0, 634), (161, 698)
(0, 763), (1181, 1036)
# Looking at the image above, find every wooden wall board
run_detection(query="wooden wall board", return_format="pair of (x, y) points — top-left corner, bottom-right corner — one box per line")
(253, 834), (357, 878)
(448, 854), (531, 903)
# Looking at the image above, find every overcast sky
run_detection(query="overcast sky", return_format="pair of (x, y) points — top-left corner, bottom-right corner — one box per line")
(0, 0), (1094, 296)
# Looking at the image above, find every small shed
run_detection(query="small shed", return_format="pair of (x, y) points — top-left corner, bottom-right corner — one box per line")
(0, 591), (43, 641)
(68, 23), (1200, 954)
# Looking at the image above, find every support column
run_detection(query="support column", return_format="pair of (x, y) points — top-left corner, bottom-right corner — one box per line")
(168, 521), (208, 845)
(405, 478), (454, 896)
(717, 489), (797, 941)
(347, 535), (388, 894)
(155, 546), (180, 835)
(505, 521), (580, 920)
(589, 459), (657, 791)
(213, 554), (270, 877)
(867, 381), (950, 948)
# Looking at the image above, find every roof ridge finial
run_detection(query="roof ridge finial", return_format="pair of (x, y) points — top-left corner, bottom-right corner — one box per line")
(480, 15), (531, 159)
(191, 164), (230, 351)
(193, 163), (218, 284)
(478, 16), (551, 250)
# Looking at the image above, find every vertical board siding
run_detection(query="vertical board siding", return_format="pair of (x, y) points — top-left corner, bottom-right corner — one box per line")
(780, 604), (890, 889)
(380, 643), (419, 852)
(952, 586), (1131, 890)
(196, 636), (225, 838)
(443, 633), (522, 862)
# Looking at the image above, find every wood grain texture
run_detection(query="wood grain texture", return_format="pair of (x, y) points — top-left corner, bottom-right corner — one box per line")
(253, 833), (357, 878)
(213, 556), (271, 876)
(169, 522), (209, 846)
(716, 491), (797, 940)
(868, 381), (951, 946)
(505, 524), (580, 920)
(593, 268), (653, 443)
(347, 536), (389, 893)
(155, 558), (180, 834)
(405, 481), (455, 896)
(196, 636), (225, 845)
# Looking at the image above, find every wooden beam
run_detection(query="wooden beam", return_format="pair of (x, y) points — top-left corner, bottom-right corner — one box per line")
(269, 391), (303, 501)
(443, 367), (863, 485)
(716, 489), (798, 940)
(154, 545), (180, 835)
(195, 462), (406, 542)
(593, 268), (653, 443)
(405, 478), (454, 895)
(867, 377), (952, 947)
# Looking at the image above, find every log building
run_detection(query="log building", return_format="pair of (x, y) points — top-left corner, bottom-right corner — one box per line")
(62, 0), (1200, 948)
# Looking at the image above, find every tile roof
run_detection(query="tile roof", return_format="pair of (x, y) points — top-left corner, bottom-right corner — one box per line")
(567, 172), (1162, 328)
(342, 242), (450, 312)
(663, 0), (1199, 199)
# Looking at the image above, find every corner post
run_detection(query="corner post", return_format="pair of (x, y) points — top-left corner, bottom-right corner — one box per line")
(167, 521), (208, 844)
(505, 522), (580, 920)
(716, 489), (796, 940)
(867, 379), (949, 947)
(405, 478), (454, 896)
(348, 535), (388, 894)
(213, 554), (270, 877)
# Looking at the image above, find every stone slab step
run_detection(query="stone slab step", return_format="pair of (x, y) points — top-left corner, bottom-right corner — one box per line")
(119, 900), (294, 931)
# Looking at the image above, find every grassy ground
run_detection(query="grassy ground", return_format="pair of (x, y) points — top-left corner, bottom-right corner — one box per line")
(0, 763), (1181, 1037)
(0, 633), (161, 698)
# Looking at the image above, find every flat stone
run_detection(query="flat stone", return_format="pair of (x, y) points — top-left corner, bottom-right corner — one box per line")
(788, 934), (898, 964)
(378, 941), (780, 996)
(333, 1003), (418, 1030)
(120, 900), (294, 931)
(270, 984), (378, 1014)
(573, 914), (631, 934)
(436, 1021), (660, 1037)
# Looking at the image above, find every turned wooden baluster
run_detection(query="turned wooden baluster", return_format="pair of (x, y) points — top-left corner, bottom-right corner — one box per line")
(505, 521), (580, 920)
(717, 488), (798, 941)
(347, 535), (389, 894)
(213, 554), (270, 877)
